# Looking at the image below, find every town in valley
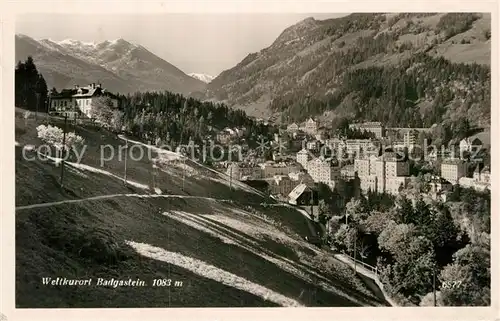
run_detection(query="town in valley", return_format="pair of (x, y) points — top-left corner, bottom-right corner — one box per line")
(13, 12), (492, 309)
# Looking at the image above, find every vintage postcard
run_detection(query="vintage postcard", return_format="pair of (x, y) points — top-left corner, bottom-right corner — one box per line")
(1, 0), (498, 320)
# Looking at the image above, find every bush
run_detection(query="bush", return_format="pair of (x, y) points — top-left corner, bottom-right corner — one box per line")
(34, 211), (132, 265)
(75, 227), (133, 264)
(36, 124), (85, 151)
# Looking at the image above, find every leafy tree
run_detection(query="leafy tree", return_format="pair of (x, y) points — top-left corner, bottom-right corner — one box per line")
(36, 124), (85, 163)
(110, 110), (124, 133)
(363, 210), (396, 234)
(345, 197), (369, 223)
(91, 97), (116, 126)
(439, 244), (490, 306)
(333, 224), (357, 253)
(420, 291), (444, 306)
(318, 199), (332, 224)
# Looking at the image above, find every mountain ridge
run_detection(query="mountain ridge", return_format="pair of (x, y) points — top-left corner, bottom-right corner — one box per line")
(205, 13), (491, 127)
(15, 34), (206, 95)
(188, 73), (215, 84)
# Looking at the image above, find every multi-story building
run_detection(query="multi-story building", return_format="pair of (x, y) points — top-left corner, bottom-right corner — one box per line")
(480, 166), (490, 184)
(306, 140), (320, 151)
(353, 152), (409, 195)
(403, 129), (419, 147)
(268, 175), (300, 196)
(345, 139), (378, 156)
(459, 130), (490, 153)
(461, 164), (491, 191)
(384, 154), (410, 177)
(217, 131), (232, 144)
(354, 158), (370, 177)
(303, 118), (318, 135)
(459, 177), (490, 192)
(259, 162), (300, 178)
(287, 123), (299, 133)
(360, 175), (378, 193)
(288, 171), (315, 185)
(340, 164), (356, 180)
(325, 138), (346, 152)
(385, 176), (411, 195)
(349, 122), (385, 138)
(428, 176), (453, 194)
(49, 83), (119, 118)
(441, 159), (468, 184)
(226, 163), (262, 180)
(297, 149), (312, 168)
(306, 157), (340, 188)
(372, 158), (386, 194)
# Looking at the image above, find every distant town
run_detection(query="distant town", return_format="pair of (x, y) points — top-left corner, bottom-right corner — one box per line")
(46, 82), (491, 221)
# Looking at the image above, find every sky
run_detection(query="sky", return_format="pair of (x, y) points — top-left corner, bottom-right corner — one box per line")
(16, 13), (348, 76)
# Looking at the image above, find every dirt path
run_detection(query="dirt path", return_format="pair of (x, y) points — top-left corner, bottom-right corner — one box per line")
(15, 194), (232, 211)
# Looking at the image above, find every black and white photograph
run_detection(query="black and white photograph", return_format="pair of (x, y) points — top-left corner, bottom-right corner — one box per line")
(3, 1), (497, 317)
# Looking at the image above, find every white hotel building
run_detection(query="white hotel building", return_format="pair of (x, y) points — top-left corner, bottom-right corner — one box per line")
(49, 83), (119, 118)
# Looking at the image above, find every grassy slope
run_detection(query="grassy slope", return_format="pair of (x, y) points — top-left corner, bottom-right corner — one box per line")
(15, 111), (389, 308)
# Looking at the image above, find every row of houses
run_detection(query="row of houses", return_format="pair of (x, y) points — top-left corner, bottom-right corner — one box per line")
(225, 161), (301, 181)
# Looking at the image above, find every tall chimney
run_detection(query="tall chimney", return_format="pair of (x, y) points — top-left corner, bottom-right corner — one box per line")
(92, 83), (96, 89)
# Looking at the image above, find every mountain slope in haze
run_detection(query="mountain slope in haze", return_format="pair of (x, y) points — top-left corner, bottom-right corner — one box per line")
(15, 111), (389, 308)
(188, 73), (215, 84)
(206, 13), (491, 128)
(15, 35), (206, 95)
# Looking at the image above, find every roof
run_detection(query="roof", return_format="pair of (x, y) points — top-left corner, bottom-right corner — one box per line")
(442, 158), (466, 165)
(430, 176), (451, 184)
(359, 122), (382, 127)
(288, 183), (314, 201)
(466, 130), (491, 147)
(51, 85), (118, 100)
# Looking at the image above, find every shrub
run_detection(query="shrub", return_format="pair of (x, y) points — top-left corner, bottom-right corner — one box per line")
(36, 124), (85, 151)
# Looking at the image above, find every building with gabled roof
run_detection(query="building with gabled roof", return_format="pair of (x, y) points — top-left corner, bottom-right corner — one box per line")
(288, 183), (318, 206)
(303, 117), (318, 135)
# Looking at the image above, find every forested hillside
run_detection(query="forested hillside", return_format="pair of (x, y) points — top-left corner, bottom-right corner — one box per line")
(206, 13), (491, 131)
(15, 57), (276, 152)
(117, 92), (276, 148)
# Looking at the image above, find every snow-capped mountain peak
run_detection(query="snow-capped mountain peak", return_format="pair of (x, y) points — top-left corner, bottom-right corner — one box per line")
(58, 38), (97, 47)
(188, 73), (215, 84)
(16, 34), (207, 95)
